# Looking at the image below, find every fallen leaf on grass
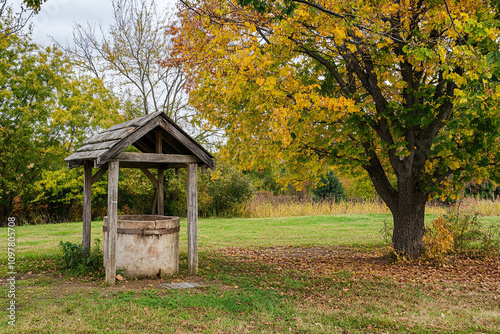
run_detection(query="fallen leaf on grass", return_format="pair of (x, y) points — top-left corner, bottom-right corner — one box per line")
(216, 246), (500, 288)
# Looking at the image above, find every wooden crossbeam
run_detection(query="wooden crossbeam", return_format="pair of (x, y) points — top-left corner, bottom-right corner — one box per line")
(111, 152), (201, 164)
(91, 166), (108, 185)
(140, 167), (158, 188)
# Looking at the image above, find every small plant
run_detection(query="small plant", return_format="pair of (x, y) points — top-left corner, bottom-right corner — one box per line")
(423, 210), (500, 260)
(423, 216), (455, 259)
(59, 238), (104, 277)
(380, 219), (393, 246)
(450, 212), (483, 250)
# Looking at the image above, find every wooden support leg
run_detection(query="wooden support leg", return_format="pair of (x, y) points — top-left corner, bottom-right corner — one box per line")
(82, 162), (92, 251)
(158, 168), (164, 215)
(105, 161), (119, 285)
(187, 163), (198, 275)
(151, 188), (158, 215)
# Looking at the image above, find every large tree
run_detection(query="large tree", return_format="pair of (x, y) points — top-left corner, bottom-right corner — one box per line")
(63, 0), (220, 146)
(172, 0), (500, 257)
(66, 0), (187, 118)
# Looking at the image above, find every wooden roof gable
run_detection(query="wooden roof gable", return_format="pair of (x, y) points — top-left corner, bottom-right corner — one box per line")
(65, 111), (215, 170)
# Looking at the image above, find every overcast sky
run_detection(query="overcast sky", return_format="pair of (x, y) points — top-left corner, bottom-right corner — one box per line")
(24, 0), (176, 45)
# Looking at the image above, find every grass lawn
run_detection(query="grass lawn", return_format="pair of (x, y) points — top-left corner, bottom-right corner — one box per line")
(1, 214), (499, 333)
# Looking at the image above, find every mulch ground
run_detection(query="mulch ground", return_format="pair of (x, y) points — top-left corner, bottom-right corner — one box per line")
(2, 245), (498, 296)
(216, 245), (500, 292)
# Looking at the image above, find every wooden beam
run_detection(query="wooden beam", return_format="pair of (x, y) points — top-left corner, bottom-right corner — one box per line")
(119, 162), (187, 169)
(156, 128), (163, 153)
(140, 168), (158, 188)
(91, 166), (108, 185)
(111, 152), (201, 164)
(132, 140), (155, 153)
(151, 188), (158, 215)
(68, 161), (83, 169)
(82, 162), (92, 251)
(187, 163), (198, 275)
(158, 168), (164, 215)
(105, 161), (119, 285)
(156, 129), (164, 215)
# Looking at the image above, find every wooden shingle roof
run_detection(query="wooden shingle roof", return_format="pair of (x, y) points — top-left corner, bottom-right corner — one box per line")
(65, 112), (215, 169)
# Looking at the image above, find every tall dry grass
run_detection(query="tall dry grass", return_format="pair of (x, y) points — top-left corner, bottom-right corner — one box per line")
(239, 192), (500, 218)
(453, 196), (500, 216)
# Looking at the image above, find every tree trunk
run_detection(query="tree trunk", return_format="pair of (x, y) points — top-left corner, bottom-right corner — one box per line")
(391, 196), (426, 259)
(367, 166), (427, 259)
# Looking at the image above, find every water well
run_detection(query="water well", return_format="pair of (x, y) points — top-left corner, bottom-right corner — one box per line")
(103, 215), (180, 277)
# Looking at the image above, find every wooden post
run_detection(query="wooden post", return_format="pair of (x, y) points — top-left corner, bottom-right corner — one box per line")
(82, 162), (92, 250)
(106, 161), (119, 285)
(157, 168), (164, 215)
(187, 163), (198, 275)
(156, 129), (164, 215)
(151, 188), (158, 215)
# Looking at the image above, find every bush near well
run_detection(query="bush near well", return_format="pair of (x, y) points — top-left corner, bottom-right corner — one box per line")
(58, 238), (104, 277)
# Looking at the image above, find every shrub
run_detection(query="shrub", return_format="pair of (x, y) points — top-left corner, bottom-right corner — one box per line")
(58, 238), (104, 277)
(208, 166), (254, 216)
(312, 170), (345, 202)
(164, 170), (188, 217)
(423, 216), (455, 259)
(161, 164), (254, 217)
(423, 211), (500, 260)
(380, 219), (394, 246)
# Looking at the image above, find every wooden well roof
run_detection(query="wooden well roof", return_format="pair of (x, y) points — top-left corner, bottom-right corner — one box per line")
(65, 111), (215, 170)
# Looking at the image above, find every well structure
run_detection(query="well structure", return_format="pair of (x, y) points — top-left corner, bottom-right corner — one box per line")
(65, 112), (215, 284)
(103, 215), (180, 277)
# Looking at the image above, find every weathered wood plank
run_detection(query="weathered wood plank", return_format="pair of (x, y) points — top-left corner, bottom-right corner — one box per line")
(156, 128), (163, 154)
(82, 126), (135, 145)
(119, 162), (187, 169)
(65, 149), (108, 162)
(140, 168), (158, 188)
(96, 117), (162, 166)
(110, 152), (201, 164)
(91, 166), (108, 185)
(187, 163), (198, 275)
(158, 168), (164, 215)
(156, 129), (164, 215)
(68, 161), (83, 168)
(77, 139), (121, 152)
(82, 162), (92, 251)
(151, 188), (158, 215)
(105, 111), (160, 132)
(132, 140), (155, 154)
(105, 161), (119, 285)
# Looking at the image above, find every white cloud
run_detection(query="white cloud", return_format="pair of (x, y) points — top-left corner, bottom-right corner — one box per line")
(30, 0), (115, 45)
